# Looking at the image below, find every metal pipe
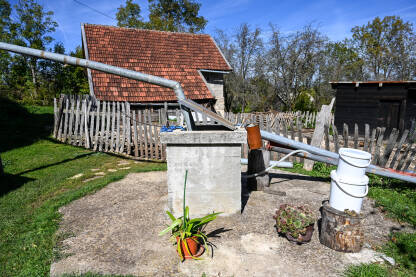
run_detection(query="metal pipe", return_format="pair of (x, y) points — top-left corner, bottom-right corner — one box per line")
(0, 42), (193, 129)
(240, 158), (293, 168)
(261, 130), (416, 184)
(269, 146), (338, 165)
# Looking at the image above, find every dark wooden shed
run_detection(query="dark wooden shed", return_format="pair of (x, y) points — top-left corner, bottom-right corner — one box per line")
(332, 81), (416, 133)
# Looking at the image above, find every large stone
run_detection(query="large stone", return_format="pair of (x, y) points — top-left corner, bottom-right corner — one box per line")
(160, 130), (246, 217)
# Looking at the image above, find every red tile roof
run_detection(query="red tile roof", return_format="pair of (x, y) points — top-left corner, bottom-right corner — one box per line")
(82, 24), (232, 102)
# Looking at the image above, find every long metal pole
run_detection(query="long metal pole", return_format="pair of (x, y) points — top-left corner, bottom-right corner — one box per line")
(0, 42), (193, 129)
(261, 130), (416, 184)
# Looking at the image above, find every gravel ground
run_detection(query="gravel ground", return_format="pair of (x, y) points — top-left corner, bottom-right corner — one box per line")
(50, 168), (411, 277)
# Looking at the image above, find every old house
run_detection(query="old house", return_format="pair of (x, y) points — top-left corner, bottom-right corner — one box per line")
(81, 24), (232, 114)
(332, 81), (416, 133)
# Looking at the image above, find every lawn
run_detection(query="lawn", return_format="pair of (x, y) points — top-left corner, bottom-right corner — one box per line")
(0, 97), (166, 276)
(283, 162), (416, 277)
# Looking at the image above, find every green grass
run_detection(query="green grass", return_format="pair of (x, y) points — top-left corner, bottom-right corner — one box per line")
(280, 162), (416, 276)
(0, 97), (166, 276)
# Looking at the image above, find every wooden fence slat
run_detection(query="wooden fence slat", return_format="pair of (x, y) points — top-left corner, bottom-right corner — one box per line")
(120, 102), (127, 153)
(147, 109), (154, 159)
(88, 101), (95, 146)
(290, 120), (296, 162)
(297, 120), (304, 163)
(93, 100), (100, 150)
(99, 101), (107, 151)
(73, 99), (81, 146)
(380, 128), (399, 167)
(343, 123), (349, 148)
(109, 102), (115, 152)
(132, 110), (139, 157)
(354, 123), (358, 149)
(389, 129), (409, 169)
(373, 127), (386, 165)
(104, 101), (111, 151)
(332, 123), (339, 153)
(324, 125), (330, 151)
(62, 98), (69, 142)
(67, 98), (75, 144)
(143, 109), (149, 158)
(397, 123), (416, 170)
(115, 102), (121, 152)
(78, 100), (85, 147)
(138, 110), (144, 156)
(126, 102), (132, 155)
(84, 100), (91, 148)
(402, 148), (416, 171)
(363, 124), (370, 152)
(369, 127), (377, 155)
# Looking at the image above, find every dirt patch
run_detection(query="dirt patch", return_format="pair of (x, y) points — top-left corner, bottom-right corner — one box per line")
(51, 169), (411, 277)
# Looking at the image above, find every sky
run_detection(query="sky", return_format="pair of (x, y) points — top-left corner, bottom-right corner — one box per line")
(7, 0), (416, 52)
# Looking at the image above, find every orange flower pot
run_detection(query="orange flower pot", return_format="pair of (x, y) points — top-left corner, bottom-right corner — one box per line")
(176, 236), (204, 259)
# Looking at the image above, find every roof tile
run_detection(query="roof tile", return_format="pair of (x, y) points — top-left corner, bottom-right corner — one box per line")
(84, 24), (231, 102)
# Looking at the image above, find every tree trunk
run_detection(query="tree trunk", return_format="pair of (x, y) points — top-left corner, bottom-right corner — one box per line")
(30, 60), (38, 98)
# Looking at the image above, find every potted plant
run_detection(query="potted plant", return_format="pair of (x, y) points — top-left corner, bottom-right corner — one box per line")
(273, 204), (315, 244)
(159, 170), (221, 261)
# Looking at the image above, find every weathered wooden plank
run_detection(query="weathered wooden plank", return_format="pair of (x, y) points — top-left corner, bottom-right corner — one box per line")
(402, 148), (416, 171)
(324, 125), (330, 151)
(57, 99), (64, 141)
(380, 128), (399, 167)
(397, 122), (416, 170)
(120, 102), (127, 153)
(373, 127), (386, 165)
(363, 124), (370, 152)
(369, 127), (377, 155)
(78, 100), (85, 147)
(389, 129), (409, 169)
(138, 110), (144, 156)
(143, 109), (149, 158)
(67, 98), (75, 144)
(332, 123), (339, 153)
(109, 102), (115, 152)
(99, 101), (107, 152)
(354, 123), (358, 149)
(88, 101), (95, 146)
(126, 102), (132, 155)
(132, 110), (139, 157)
(93, 100), (100, 150)
(290, 120), (296, 162)
(73, 99), (81, 146)
(53, 98), (58, 137)
(62, 98), (70, 142)
(84, 100), (91, 148)
(147, 109), (154, 158)
(115, 102), (121, 152)
(343, 123), (349, 148)
(105, 101), (111, 152)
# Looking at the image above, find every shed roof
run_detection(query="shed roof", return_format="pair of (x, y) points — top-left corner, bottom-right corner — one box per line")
(331, 81), (416, 88)
(82, 24), (232, 102)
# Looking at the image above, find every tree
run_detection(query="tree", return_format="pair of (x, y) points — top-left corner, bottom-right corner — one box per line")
(14, 0), (58, 98)
(267, 25), (327, 110)
(351, 16), (416, 80)
(116, 0), (145, 28)
(0, 0), (12, 87)
(147, 0), (207, 32)
(116, 0), (207, 33)
(214, 24), (262, 112)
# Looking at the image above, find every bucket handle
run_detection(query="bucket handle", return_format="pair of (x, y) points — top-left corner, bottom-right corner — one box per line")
(339, 153), (372, 168)
(332, 174), (369, 198)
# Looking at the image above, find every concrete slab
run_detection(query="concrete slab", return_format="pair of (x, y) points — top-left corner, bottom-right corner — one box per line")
(51, 169), (412, 277)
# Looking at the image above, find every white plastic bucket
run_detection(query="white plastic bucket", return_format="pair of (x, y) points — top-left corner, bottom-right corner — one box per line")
(329, 170), (368, 213)
(337, 148), (371, 181)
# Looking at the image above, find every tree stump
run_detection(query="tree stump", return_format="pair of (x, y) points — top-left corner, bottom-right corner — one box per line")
(247, 149), (270, 191)
(319, 202), (364, 253)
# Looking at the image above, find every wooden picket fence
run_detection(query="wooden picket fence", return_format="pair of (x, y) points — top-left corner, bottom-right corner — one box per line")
(224, 110), (321, 129)
(53, 95), (185, 161)
(53, 95), (415, 172)
(238, 116), (416, 172)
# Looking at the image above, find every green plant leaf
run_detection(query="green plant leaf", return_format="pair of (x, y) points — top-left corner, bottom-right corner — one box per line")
(159, 218), (182, 236)
(166, 210), (176, 222)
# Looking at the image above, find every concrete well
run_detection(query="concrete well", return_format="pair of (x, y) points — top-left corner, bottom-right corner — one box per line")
(160, 130), (246, 217)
